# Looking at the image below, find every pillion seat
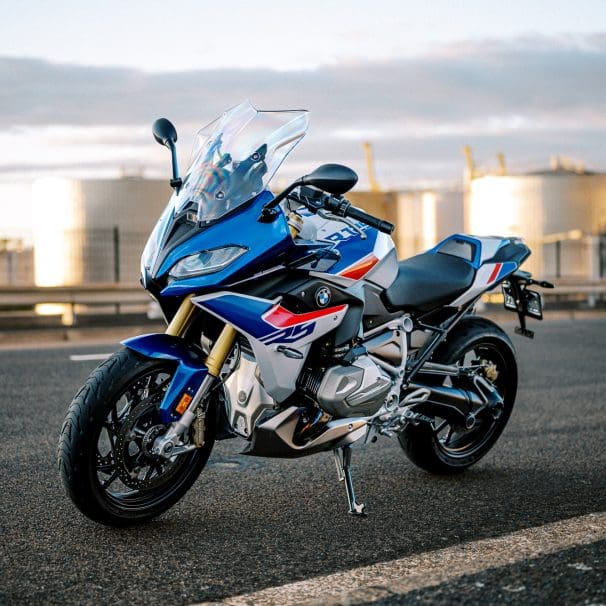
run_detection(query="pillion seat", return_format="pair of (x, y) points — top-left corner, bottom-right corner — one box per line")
(381, 252), (475, 312)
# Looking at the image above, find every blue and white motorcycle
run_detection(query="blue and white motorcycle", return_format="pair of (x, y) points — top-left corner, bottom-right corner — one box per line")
(59, 101), (553, 525)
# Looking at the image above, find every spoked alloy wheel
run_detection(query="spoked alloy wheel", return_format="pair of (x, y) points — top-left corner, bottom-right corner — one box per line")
(399, 317), (517, 474)
(59, 349), (215, 526)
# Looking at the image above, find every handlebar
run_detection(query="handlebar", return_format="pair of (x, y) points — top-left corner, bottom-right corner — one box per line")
(323, 197), (395, 234)
(265, 186), (395, 234)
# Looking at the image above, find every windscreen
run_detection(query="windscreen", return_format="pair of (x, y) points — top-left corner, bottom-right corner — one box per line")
(141, 101), (308, 279)
(175, 100), (308, 222)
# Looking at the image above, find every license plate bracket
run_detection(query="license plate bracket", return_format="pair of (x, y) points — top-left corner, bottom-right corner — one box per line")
(502, 279), (546, 338)
(503, 283), (543, 320)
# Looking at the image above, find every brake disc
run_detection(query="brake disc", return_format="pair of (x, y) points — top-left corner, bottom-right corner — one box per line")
(114, 401), (186, 490)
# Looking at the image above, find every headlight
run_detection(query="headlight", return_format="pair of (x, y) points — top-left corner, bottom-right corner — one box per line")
(168, 246), (248, 279)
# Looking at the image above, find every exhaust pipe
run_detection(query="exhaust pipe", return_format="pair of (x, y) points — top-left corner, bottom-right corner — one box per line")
(403, 382), (486, 424)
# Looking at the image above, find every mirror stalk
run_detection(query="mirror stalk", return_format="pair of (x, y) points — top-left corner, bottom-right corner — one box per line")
(152, 118), (182, 192)
(258, 179), (303, 222)
(168, 142), (182, 192)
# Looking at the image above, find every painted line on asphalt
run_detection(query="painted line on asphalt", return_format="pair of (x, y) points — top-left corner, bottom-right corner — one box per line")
(195, 512), (606, 606)
(69, 353), (112, 361)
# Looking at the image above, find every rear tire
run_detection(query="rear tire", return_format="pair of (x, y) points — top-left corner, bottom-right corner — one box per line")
(58, 349), (215, 526)
(399, 317), (517, 474)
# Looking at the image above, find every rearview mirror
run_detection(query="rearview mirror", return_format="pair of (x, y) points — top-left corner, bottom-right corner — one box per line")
(152, 118), (181, 190)
(152, 118), (178, 148)
(302, 164), (358, 196)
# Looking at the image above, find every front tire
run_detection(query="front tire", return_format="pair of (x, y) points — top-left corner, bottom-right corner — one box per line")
(399, 317), (517, 474)
(58, 349), (215, 526)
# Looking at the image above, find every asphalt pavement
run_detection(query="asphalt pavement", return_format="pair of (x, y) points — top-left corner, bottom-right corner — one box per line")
(1, 317), (605, 605)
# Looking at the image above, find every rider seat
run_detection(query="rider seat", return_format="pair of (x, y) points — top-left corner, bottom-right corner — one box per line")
(382, 252), (475, 312)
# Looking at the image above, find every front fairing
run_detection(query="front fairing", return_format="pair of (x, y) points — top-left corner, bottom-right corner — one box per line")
(144, 191), (295, 298)
(141, 101), (308, 285)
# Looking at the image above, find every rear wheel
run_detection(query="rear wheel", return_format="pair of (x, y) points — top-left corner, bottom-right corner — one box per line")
(399, 317), (517, 474)
(58, 349), (215, 526)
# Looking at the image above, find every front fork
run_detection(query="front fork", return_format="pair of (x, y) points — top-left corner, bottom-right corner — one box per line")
(152, 297), (236, 458)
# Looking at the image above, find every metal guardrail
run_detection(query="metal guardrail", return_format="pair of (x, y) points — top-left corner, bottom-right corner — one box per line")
(0, 284), (156, 329)
(0, 284), (150, 307)
(0, 282), (604, 315)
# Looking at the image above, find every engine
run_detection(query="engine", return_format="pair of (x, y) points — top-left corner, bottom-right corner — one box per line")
(298, 355), (392, 417)
(223, 322), (406, 438)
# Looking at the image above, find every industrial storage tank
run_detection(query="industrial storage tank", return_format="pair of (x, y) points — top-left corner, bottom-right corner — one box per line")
(465, 159), (606, 280)
(29, 176), (465, 286)
(349, 189), (464, 260)
(32, 177), (171, 286)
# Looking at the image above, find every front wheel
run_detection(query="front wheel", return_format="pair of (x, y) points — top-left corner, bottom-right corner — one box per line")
(58, 349), (215, 526)
(399, 317), (517, 474)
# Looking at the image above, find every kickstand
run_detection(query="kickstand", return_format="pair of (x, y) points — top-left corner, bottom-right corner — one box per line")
(333, 446), (366, 516)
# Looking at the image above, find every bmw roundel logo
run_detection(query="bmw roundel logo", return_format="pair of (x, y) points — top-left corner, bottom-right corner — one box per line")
(315, 287), (331, 307)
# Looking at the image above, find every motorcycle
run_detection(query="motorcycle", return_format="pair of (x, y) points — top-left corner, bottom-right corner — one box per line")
(58, 101), (553, 525)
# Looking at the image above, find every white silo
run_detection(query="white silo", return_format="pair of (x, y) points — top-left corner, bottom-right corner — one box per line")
(32, 177), (171, 286)
(464, 154), (606, 280)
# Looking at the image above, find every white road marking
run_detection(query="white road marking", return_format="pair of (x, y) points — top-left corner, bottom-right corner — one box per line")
(69, 353), (112, 362)
(195, 512), (606, 606)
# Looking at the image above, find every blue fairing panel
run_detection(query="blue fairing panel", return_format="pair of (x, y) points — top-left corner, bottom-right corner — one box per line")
(158, 191), (294, 297)
(122, 333), (209, 423)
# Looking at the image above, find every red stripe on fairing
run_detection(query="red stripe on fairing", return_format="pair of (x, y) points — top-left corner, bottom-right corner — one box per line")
(262, 304), (347, 328)
(339, 254), (379, 280)
(488, 263), (503, 283)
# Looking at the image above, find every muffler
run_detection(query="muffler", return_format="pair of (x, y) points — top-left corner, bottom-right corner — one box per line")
(403, 382), (486, 424)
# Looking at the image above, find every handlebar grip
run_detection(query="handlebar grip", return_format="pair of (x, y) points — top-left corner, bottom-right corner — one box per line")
(345, 205), (395, 234)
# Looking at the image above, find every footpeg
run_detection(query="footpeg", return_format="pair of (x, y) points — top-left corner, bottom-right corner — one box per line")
(333, 446), (367, 516)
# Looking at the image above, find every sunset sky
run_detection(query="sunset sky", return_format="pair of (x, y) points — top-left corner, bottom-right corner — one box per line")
(1, 0), (606, 190)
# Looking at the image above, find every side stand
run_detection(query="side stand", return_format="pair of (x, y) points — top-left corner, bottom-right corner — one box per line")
(333, 446), (366, 516)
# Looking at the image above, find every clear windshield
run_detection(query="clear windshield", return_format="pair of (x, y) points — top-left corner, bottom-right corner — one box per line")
(141, 101), (308, 278)
(175, 100), (308, 221)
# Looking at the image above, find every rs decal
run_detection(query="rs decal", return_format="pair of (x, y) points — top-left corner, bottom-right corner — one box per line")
(194, 293), (348, 344)
(259, 323), (316, 345)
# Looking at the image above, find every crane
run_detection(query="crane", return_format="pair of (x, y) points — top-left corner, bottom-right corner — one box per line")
(362, 142), (381, 192)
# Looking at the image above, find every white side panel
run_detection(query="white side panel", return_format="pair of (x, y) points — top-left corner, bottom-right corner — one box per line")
(249, 308), (348, 402)
(474, 236), (507, 263)
(193, 291), (349, 403)
(365, 244), (398, 288)
(450, 262), (501, 306)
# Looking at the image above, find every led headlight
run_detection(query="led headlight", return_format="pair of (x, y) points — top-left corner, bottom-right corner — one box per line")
(168, 246), (248, 279)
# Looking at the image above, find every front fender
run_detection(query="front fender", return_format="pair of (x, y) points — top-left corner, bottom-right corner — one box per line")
(122, 333), (209, 424)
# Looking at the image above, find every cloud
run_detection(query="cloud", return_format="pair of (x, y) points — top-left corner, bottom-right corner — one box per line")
(1, 34), (606, 186)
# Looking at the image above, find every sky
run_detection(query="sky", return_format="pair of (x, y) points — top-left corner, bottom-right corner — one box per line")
(1, 0), (606, 193)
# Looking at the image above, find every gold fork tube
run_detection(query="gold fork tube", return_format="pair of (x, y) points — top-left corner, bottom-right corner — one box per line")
(165, 295), (197, 337)
(205, 325), (237, 377)
(165, 295), (237, 377)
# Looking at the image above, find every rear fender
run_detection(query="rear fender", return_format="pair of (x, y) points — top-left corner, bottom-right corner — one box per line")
(122, 333), (209, 423)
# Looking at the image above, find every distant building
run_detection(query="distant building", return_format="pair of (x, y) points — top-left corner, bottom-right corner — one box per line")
(0, 177), (464, 287)
(31, 177), (171, 286)
(0, 238), (34, 285)
(464, 152), (606, 280)
(5, 151), (605, 287)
